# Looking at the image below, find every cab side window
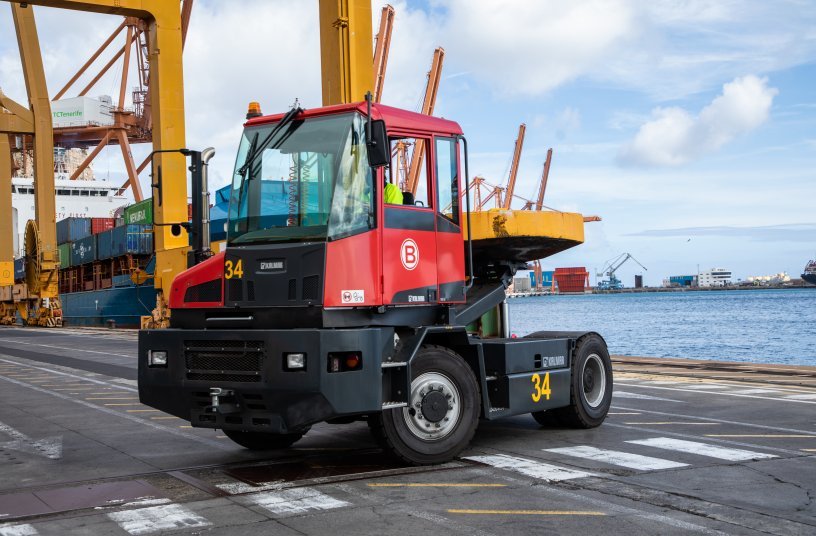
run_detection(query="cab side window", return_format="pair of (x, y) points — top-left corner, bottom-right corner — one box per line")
(435, 137), (459, 225)
(388, 137), (431, 208)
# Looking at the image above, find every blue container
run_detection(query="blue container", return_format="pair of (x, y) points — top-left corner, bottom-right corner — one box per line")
(542, 271), (554, 285)
(57, 217), (92, 245)
(60, 285), (159, 327)
(70, 235), (97, 266)
(110, 224), (153, 257)
(97, 229), (114, 260)
(14, 258), (25, 281)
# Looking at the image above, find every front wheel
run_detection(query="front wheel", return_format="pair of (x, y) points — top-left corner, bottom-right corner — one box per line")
(370, 345), (480, 465)
(532, 333), (612, 428)
(222, 429), (305, 450)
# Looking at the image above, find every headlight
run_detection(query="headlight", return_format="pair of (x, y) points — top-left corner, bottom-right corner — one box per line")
(148, 350), (168, 367)
(285, 353), (306, 370)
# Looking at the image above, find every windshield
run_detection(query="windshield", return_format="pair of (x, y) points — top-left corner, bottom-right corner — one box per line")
(227, 112), (373, 244)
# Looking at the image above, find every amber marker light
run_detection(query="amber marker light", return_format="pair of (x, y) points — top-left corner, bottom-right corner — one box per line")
(246, 101), (262, 119)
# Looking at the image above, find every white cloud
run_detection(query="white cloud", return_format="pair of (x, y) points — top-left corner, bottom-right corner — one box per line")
(618, 75), (778, 166)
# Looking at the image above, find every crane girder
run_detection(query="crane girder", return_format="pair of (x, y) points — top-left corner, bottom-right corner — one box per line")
(372, 4), (395, 103)
(535, 148), (552, 211)
(406, 47), (445, 195)
(318, 0), (374, 106)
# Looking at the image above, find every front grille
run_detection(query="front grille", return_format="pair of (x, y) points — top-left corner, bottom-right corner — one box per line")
(184, 340), (265, 382)
(184, 279), (222, 303)
(302, 275), (320, 300)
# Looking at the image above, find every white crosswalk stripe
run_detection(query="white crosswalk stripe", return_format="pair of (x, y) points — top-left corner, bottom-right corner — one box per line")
(246, 487), (349, 516)
(107, 503), (211, 535)
(465, 454), (595, 481)
(0, 524), (38, 536)
(784, 393), (816, 400)
(545, 445), (688, 470)
(626, 437), (777, 461)
(727, 388), (782, 395)
(613, 391), (683, 403)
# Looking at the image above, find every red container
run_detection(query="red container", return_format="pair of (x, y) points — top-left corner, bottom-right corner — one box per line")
(554, 268), (589, 293)
(91, 217), (115, 235)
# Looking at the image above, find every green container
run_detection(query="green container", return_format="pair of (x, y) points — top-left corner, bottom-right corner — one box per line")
(124, 198), (153, 225)
(58, 243), (71, 269)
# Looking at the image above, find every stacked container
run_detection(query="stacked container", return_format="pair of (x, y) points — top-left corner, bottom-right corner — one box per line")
(554, 267), (589, 293)
(70, 235), (97, 266)
(90, 217), (115, 235)
(56, 217), (91, 245)
(124, 199), (152, 225)
(58, 243), (71, 269)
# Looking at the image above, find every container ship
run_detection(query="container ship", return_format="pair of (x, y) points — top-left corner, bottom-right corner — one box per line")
(11, 185), (231, 327)
(803, 260), (816, 285)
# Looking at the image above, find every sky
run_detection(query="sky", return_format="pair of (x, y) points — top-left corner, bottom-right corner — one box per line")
(1, 0), (815, 286)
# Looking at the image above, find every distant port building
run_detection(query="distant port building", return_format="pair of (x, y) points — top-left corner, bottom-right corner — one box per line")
(665, 275), (697, 287)
(698, 268), (733, 287)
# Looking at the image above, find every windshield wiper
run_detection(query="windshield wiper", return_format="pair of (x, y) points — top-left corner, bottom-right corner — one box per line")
(238, 105), (303, 177)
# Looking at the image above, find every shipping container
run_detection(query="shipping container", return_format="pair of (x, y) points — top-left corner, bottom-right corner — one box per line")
(51, 96), (113, 128)
(97, 229), (114, 260)
(124, 199), (152, 225)
(110, 224), (153, 257)
(70, 235), (97, 266)
(57, 217), (91, 244)
(58, 243), (71, 269)
(91, 217), (115, 235)
(554, 267), (589, 293)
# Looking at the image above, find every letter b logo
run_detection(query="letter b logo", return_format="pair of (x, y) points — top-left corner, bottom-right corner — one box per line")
(400, 239), (419, 271)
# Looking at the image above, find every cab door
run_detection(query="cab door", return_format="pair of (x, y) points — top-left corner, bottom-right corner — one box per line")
(433, 137), (466, 303)
(381, 137), (438, 305)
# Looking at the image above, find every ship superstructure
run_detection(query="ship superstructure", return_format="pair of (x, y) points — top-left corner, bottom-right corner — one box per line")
(802, 260), (816, 285)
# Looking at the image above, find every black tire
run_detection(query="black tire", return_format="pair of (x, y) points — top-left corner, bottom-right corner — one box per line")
(222, 429), (305, 450)
(370, 345), (480, 465)
(546, 333), (612, 428)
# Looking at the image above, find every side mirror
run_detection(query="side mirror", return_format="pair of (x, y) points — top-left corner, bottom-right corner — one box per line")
(366, 119), (390, 168)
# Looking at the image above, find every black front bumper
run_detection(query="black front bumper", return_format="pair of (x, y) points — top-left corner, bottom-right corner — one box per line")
(138, 327), (392, 433)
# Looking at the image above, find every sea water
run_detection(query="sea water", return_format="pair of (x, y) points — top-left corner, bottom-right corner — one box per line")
(508, 288), (816, 366)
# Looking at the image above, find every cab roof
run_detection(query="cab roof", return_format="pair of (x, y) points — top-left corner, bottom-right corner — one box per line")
(244, 101), (463, 137)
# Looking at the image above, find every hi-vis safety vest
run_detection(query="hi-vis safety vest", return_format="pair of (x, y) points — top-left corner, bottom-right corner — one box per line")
(384, 182), (403, 205)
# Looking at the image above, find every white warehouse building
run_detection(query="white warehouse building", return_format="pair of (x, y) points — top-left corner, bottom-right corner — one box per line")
(698, 268), (732, 287)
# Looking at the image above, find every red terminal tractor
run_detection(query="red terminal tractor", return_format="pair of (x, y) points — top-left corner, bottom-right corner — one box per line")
(138, 96), (612, 464)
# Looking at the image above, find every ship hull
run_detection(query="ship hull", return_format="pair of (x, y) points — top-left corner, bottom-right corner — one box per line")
(60, 286), (158, 327)
(802, 274), (816, 286)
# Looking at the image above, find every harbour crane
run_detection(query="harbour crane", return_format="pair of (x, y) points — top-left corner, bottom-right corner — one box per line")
(501, 123), (526, 209)
(372, 4), (395, 103)
(596, 253), (647, 290)
(406, 47), (445, 195)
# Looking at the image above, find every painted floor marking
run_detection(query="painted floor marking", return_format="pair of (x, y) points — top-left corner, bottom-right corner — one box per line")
(107, 503), (210, 535)
(448, 509), (605, 516)
(367, 483), (506, 488)
(613, 382), (816, 405)
(0, 524), (38, 536)
(216, 480), (285, 495)
(680, 384), (724, 390)
(608, 412), (641, 415)
(545, 445), (687, 471)
(0, 338), (133, 359)
(613, 391), (683, 403)
(784, 393), (816, 400)
(464, 454), (595, 481)
(624, 421), (718, 426)
(705, 434), (816, 439)
(626, 437), (777, 461)
(246, 487), (349, 516)
(727, 388), (783, 395)
(0, 358), (137, 392)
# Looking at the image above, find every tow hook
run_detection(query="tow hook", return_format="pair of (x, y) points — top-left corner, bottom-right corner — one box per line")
(207, 387), (239, 414)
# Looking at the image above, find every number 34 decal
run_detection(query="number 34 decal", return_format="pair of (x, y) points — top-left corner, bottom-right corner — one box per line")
(224, 259), (244, 279)
(531, 372), (551, 402)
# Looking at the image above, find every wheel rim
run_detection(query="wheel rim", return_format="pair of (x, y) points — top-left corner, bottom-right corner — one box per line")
(402, 372), (461, 441)
(581, 353), (606, 408)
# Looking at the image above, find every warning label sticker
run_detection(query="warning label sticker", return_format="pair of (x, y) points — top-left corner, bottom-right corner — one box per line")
(341, 290), (365, 304)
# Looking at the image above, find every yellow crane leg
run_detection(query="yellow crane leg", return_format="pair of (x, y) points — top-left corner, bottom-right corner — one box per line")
(8, 0), (189, 328)
(0, 134), (13, 288)
(11, 3), (62, 326)
(318, 0), (374, 105)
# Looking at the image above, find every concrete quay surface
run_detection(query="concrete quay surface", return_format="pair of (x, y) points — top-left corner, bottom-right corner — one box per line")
(0, 326), (814, 535)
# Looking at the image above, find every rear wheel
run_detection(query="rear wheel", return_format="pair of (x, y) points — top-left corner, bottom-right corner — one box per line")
(222, 429), (305, 450)
(532, 333), (612, 428)
(370, 345), (480, 465)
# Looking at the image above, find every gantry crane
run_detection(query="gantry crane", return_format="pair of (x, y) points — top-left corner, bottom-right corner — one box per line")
(406, 47), (445, 195)
(596, 253), (647, 290)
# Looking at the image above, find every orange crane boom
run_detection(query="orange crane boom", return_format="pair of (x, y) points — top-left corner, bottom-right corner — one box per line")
(501, 123), (526, 209)
(372, 4), (395, 103)
(535, 147), (552, 211)
(406, 47), (445, 195)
